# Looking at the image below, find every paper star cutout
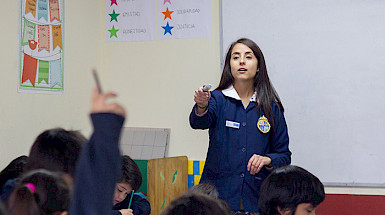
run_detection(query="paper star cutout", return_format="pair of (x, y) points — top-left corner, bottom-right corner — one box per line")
(108, 25), (119, 38)
(163, 0), (171, 4)
(162, 22), (174, 35)
(162, 7), (174, 20)
(111, 0), (117, 6)
(109, 10), (120, 22)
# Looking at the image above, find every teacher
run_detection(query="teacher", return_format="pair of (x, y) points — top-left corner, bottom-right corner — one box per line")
(189, 38), (291, 213)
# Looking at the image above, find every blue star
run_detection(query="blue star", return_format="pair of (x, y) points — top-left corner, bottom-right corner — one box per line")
(162, 22), (174, 35)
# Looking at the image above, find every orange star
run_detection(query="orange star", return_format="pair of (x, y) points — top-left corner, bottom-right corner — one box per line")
(162, 7), (174, 20)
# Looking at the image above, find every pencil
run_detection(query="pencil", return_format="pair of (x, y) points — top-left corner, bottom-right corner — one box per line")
(128, 190), (135, 209)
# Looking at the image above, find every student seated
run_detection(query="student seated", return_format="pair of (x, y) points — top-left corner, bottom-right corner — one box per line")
(187, 182), (219, 199)
(258, 165), (325, 215)
(6, 169), (71, 215)
(0, 155), (28, 192)
(0, 128), (86, 202)
(112, 155), (150, 215)
(160, 192), (232, 215)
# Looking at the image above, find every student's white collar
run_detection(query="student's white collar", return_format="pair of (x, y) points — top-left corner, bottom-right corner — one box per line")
(222, 85), (257, 102)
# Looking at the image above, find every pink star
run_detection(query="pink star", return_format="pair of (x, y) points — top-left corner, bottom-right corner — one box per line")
(163, 0), (171, 4)
(111, 0), (118, 6)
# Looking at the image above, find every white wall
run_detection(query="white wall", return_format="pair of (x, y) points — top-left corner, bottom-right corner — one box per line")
(99, 0), (221, 160)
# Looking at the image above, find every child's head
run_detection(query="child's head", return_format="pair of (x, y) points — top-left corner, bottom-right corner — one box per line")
(23, 128), (86, 177)
(0, 155), (28, 188)
(160, 192), (232, 215)
(258, 165), (325, 215)
(113, 155), (142, 205)
(187, 182), (219, 199)
(6, 169), (71, 215)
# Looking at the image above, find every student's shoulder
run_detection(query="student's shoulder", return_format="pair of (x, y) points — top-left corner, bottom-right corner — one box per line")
(133, 193), (149, 202)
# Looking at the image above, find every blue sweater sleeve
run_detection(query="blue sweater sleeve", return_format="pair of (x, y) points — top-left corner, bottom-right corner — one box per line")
(69, 113), (125, 215)
(131, 194), (151, 215)
(189, 91), (219, 129)
(265, 103), (291, 169)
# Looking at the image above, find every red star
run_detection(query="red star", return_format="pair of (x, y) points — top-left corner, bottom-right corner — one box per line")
(111, 0), (117, 6)
(162, 7), (174, 20)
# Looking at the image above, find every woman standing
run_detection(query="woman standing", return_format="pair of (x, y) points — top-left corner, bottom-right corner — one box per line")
(189, 38), (291, 213)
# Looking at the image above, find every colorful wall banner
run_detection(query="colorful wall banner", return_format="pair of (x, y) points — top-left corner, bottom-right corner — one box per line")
(25, 0), (37, 17)
(105, 0), (156, 42)
(19, 0), (64, 94)
(52, 25), (62, 49)
(38, 25), (50, 52)
(49, 59), (62, 88)
(38, 60), (49, 84)
(157, 0), (211, 39)
(105, 0), (210, 42)
(38, 0), (48, 21)
(22, 54), (38, 87)
(22, 19), (36, 45)
(49, 0), (60, 22)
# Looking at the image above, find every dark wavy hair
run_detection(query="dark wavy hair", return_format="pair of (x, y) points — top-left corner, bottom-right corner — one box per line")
(187, 182), (219, 199)
(0, 155), (28, 188)
(23, 128), (86, 177)
(119, 155), (142, 191)
(160, 192), (232, 215)
(258, 165), (325, 215)
(6, 169), (71, 215)
(217, 38), (284, 128)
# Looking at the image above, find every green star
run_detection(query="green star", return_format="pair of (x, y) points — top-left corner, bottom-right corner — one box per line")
(109, 9), (120, 22)
(108, 25), (119, 38)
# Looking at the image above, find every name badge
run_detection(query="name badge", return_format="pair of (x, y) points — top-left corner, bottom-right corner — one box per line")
(226, 120), (240, 129)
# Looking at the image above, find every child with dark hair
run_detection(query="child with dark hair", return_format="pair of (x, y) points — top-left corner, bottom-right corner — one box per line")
(0, 128), (86, 202)
(160, 192), (232, 215)
(6, 169), (71, 215)
(112, 155), (150, 215)
(0, 156), (28, 190)
(187, 182), (219, 199)
(23, 128), (86, 177)
(258, 165), (325, 215)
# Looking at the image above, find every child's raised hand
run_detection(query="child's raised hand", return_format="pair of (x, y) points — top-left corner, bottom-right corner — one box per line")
(91, 87), (126, 117)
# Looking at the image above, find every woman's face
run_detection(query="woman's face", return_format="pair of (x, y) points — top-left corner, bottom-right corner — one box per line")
(113, 182), (132, 205)
(230, 43), (258, 84)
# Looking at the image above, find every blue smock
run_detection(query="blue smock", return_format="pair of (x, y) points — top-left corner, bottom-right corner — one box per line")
(189, 87), (291, 212)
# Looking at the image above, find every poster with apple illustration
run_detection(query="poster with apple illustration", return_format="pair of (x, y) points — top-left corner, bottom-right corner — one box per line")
(19, 0), (64, 94)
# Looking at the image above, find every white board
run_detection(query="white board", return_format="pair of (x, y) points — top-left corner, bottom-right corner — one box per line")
(221, 0), (385, 186)
(120, 127), (170, 160)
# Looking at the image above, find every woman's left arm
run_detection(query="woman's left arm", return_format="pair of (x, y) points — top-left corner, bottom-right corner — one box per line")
(265, 104), (291, 169)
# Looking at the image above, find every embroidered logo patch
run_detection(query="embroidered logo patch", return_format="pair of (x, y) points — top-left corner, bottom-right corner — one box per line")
(257, 115), (270, 133)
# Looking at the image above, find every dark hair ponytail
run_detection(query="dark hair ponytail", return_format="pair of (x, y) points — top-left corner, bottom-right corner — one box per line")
(6, 169), (70, 215)
(6, 186), (39, 215)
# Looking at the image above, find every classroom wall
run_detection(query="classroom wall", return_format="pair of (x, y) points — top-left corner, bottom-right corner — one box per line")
(0, 1), (101, 169)
(98, 0), (221, 161)
(1, 0), (384, 199)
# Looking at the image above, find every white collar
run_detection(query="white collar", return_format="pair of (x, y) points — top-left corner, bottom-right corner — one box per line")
(222, 85), (257, 102)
